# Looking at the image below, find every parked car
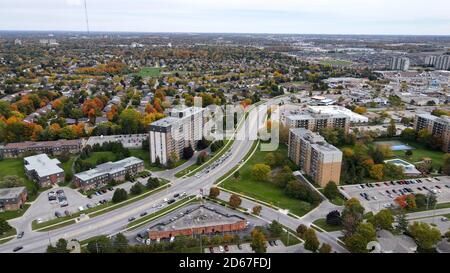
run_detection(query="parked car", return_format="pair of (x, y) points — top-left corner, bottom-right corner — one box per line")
(209, 247), (214, 253)
(224, 245), (229, 252)
(167, 199), (176, 204)
(64, 210), (71, 216)
(219, 245), (224, 252)
(13, 246), (23, 252)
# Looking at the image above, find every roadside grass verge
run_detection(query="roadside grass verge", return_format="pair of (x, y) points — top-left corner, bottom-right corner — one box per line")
(313, 218), (343, 232)
(0, 204), (30, 221)
(0, 228), (17, 244)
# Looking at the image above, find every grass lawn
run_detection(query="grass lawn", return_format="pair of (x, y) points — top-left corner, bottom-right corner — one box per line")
(0, 158), (39, 200)
(221, 144), (314, 217)
(392, 141), (445, 170)
(137, 67), (161, 77)
(83, 151), (116, 165)
(318, 189), (346, 206)
(129, 149), (152, 169)
(0, 228), (17, 244)
(313, 218), (343, 232)
(318, 59), (352, 67)
(58, 156), (76, 186)
(0, 204), (30, 221)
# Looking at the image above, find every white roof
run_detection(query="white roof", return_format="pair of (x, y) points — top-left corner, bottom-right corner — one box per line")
(24, 154), (63, 177)
(75, 156), (143, 182)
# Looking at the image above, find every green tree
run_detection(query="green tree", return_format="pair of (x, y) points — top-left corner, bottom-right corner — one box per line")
(296, 224), (308, 239)
(304, 228), (320, 252)
(0, 218), (13, 235)
(344, 222), (377, 253)
(112, 233), (129, 252)
(87, 235), (113, 253)
(146, 177), (160, 189)
(119, 109), (142, 134)
(369, 209), (394, 230)
(323, 181), (339, 200)
(387, 119), (397, 137)
(250, 229), (267, 253)
(268, 220), (283, 238)
(395, 210), (409, 234)
(130, 182), (144, 195)
(318, 243), (332, 253)
(408, 222), (441, 251)
(47, 238), (70, 253)
(251, 164), (271, 182)
(112, 188), (128, 203)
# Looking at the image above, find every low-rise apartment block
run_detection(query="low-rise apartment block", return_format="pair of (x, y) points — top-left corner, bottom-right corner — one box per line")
(24, 154), (65, 187)
(74, 157), (145, 190)
(0, 139), (82, 159)
(0, 187), (27, 211)
(414, 113), (450, 152)
(149, 106), (204, 165)
(288, 128), (343, 187)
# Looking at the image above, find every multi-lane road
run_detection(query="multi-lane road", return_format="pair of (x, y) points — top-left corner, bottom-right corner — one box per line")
(0, 96), (345, 253)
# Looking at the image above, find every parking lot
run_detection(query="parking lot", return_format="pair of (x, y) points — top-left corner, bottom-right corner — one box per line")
(340, 176), (450, 212)
(204, 240), (285, 253)
(86, 133), (148, 149)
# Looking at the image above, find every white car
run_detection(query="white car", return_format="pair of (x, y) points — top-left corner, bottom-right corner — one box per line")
(441, 217), (449, 222)
(219, 246), (224, 252)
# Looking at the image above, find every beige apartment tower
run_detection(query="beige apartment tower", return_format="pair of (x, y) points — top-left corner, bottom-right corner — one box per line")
(288, 128), (343, 187)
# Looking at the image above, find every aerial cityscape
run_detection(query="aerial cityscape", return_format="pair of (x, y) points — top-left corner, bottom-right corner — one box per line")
(1, 0), (450, 261)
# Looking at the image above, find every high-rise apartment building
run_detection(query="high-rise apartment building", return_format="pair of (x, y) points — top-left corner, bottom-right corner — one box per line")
(149, 106), (204, 165)
(414, 113), (450, 153)
(389, 57), (410, 71)
(288, 128), (342, 187)
(284, 112), (350, 134)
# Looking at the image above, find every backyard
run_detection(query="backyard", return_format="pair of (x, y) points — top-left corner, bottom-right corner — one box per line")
(391, 141), (445, 170)
(221, 144), (315, 217)
(0, 158), (39, 200)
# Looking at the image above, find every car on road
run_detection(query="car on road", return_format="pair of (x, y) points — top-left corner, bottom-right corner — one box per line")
(174, 193), (180, 198)
(13, 246), (23, 252)
(167, 199), (176, 204)
(441, 217), (449, 222)
(128, 217), (136, 222)
(140, 212), (148, 217)
(17, 231), (24, 239)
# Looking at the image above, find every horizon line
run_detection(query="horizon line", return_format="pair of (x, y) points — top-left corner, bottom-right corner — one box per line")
(1, 29), (450, 37)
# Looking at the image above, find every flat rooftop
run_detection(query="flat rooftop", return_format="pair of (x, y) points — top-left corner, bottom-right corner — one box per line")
(0, 187), (26, 200)
(24, 154), (64, 177)
(75, 156), (143, 181)
(148, 204), (245, 232)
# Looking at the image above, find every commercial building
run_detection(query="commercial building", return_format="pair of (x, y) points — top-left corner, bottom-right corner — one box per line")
(147, 204), (247, 240)
(0, 187), (27, 211)
(414, 113), (450, 153)
(388, 57), (410, 71)
(149, 106), (204, 165)
(288, 128), (342, 187)
(0, 139), (82, 159)
(24, 154), (65, 187)
(74, 157), (144, 190)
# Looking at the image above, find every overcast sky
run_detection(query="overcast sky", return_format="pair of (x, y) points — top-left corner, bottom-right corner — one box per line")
(1, 0), (450, 35)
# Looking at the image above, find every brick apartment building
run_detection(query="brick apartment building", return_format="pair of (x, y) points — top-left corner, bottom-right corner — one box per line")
(288, 128), (343, 187)
(0, 139), (82, 158)
(0, 187), (27, 211)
